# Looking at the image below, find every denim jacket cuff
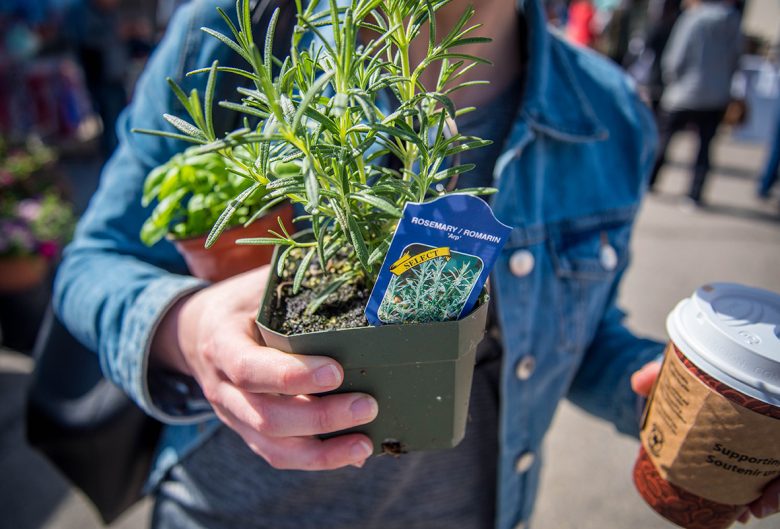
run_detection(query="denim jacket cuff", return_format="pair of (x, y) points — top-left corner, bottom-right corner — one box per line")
(121, 274), (215, 424)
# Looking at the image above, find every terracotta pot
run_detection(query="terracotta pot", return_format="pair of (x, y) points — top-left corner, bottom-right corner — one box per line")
(172, 204), (294, 282)
(0, 255), (48, 292)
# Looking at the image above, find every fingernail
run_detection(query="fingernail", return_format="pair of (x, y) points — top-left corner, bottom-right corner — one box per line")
(314, 365), (341, 387)
(351, 440), (373, 460)
(350, 396), (378, 421)
(350, 459), (366, 469)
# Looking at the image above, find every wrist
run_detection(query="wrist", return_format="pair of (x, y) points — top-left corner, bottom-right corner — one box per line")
(150, 291), (198, 376)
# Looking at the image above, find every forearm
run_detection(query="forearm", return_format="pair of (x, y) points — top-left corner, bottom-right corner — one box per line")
(53, 248), (208, 422)
(149, 292), (196, 376)
(567, 303), (664, 436)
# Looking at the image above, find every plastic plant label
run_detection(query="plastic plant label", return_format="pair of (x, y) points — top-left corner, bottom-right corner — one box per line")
(365, 195), (511, 325)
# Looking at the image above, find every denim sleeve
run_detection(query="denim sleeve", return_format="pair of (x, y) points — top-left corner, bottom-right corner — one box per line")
(53, 0), (238, 424)
(567, 83), (664, 437)
(567, 282), (665, 437)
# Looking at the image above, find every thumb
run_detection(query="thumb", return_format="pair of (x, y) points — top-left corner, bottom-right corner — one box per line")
(631, 361), (662, 397)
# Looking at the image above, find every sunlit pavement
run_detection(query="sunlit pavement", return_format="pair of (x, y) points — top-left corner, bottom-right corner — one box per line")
(0, 130), (778, 529)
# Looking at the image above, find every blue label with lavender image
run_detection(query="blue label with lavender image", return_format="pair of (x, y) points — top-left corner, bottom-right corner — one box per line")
(365, 195), (511, 326)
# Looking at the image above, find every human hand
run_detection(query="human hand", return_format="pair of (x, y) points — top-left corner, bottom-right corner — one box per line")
(151, 267), (378, 471)
(631, 362), (780, 523)
(630, 361), (661, 398)
(737, 478), (780, 523)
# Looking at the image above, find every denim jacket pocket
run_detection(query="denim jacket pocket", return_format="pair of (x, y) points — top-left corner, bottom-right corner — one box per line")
(547, 209), (634, 352)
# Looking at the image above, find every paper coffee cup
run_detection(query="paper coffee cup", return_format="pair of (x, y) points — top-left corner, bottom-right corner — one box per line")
(634, 283), (780, 529)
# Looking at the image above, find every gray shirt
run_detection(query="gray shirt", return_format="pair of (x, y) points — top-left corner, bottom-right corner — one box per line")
(660, 1), (742, 112)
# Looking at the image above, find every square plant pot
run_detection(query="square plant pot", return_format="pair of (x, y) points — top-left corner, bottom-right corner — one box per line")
(255, 245), (488, 455)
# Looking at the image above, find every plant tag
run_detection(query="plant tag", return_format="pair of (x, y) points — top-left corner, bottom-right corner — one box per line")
(365, 195), (511, 325)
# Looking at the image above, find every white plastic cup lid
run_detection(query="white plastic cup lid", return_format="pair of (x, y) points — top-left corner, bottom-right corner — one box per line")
(667, 282), (780, 406)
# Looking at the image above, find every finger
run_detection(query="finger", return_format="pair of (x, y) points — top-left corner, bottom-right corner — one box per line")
(216, 381), (378, 437)
(211, 328), (345, 395)
(631, 361), (662, 397)
(736, 506), (750, 524)
(749, 477), (780, 519)
(220, 405), (374, 470)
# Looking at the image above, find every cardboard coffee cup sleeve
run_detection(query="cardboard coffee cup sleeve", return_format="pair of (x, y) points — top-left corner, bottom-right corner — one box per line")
(640, 344), (780, 506)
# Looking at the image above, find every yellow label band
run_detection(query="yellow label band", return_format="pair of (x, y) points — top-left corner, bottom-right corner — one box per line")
(389, 247), (451, 276)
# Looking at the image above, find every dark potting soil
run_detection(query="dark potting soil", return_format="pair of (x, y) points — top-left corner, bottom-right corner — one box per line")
(268, 250), (371, 335)
(270, 280), (370, 335)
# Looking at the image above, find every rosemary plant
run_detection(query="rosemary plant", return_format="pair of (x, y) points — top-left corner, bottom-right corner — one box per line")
(136, 0), (493, 311)
(377, 256), (479, 323)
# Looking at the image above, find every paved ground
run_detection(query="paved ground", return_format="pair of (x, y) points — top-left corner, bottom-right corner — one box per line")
(0, 130), (778, 529)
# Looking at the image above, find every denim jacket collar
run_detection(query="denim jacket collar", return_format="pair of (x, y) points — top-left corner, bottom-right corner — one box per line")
(517, 0), (609, 143)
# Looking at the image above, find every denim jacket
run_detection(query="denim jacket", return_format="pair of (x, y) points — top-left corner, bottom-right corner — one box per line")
(53, 1), (662, 528)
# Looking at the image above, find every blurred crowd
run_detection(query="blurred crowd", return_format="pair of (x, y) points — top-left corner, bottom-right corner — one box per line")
(0, 0), (778, 352)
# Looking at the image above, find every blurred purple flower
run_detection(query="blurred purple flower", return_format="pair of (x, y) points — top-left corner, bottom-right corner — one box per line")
(0, 170), (13, 187)
(16, 198), (42, 221)
(1, 221), (36, 253)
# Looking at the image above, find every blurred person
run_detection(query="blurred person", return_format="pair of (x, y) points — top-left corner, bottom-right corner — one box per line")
(52, 0), (780, 528)
(62, 0), (129, 156)
(594, 0), (632, 64)
(647, 0), (742, 206)
(626, 0), (681, 113)
(565, 0), (598, 47)
(757, 100), (780, 200)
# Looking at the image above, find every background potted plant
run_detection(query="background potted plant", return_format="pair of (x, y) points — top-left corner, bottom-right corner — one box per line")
(0, 138), (74, 292)
(139, 0), (495, 453)
(140, 146), (293, 282)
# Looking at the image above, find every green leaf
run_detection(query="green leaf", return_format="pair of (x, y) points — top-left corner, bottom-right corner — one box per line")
(204, 61), (219, 139)
(236, 236), (290, 245)
(166, 78), (192, 115)
(330, 200), (349, 235)
(305, 276), (349, 315)
(163, 114), (206, 139)
(292, 246), (316, 294)
(427, 92), (456, 120)
(218, 101), (269, 119)
(446, 186), (498, 196)
(264, 8), (280, 71)
(132, 128), (205, 145)
(205, 183), (260, 248)
(142, 165), (169, 206)
(201, 28), (251, 64)
(347, 216), (369, 271)
(350, 193), (402, 217)
(431, 163), (476, 181)
(140, 188), (188, 246)
(276, 244), (294, 277)
(301, 107), (340, 135)
(291, 70), (335, 133)
(303, 161), (320, 213)
(451, 36), (492, 47)
(367, 239), (390, 265)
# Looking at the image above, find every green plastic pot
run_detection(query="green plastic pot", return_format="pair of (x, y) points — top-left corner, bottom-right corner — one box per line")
(255, 244), (488, 455)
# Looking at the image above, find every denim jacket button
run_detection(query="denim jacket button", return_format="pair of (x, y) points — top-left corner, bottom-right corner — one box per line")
(515, 355), (536, 380)
(600, 243), (618, 271)
(509, 250), (535, 277)
(515, 451), (536, 474)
